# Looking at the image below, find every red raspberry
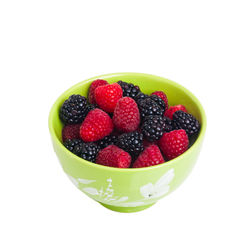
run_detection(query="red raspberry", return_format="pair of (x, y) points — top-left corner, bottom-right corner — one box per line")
(94, 83), (123, 113)
(158, 129), (189, 160)
(151, 91), (168, 109)
(112, 97), (140, 133)
(164, 105), (187, 119)
(88, 79), (108, 104)
(62, 124), (81, 142)
(80, 109), (113, 142)
(133, 145), (165, 168)
(96, 145), (131, 168)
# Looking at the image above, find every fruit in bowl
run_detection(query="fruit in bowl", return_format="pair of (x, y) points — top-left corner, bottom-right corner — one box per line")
(49, 73), (206, 212)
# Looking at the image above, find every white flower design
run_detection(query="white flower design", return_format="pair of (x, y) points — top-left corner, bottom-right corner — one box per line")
(140, 169), (175, 199)
(66, 168), (175, 207)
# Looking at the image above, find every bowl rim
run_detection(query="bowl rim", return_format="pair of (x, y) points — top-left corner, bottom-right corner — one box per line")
(49, 72), (207, 173)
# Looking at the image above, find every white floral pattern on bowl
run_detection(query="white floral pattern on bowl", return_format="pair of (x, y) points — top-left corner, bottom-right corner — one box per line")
(66, 168), (175, 207)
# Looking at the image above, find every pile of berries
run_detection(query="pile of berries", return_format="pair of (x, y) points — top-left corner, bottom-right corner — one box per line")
(59, 79), (200, 168)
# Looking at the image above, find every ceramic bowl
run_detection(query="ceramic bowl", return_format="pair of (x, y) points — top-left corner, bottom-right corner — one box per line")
(48, 73), (206, 213)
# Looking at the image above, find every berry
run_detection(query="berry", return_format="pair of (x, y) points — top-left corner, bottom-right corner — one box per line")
(116, 131), (144, 158)
(164, 105), (187, 119)
(141, 115), (166, 142)
(164, 116), (174, 132)
(113, 97), (140, 132)
(64, 139), (83, 156)
(134, 92), (149, 105)
(85, 104), (98, 115)
(150, 95), (166, 112)
(138, 97), (164, 120)
(97, 135), (118, 149)
(151, 91), (168, 109)
(94, 83), (123, 113)
(117, 80), (141, 99)
(79, 143), (100, 162)
(172, 110), (200, 137)
(133, 145), (165, 168)
(96, 145), (131, 168)
(59, 95), (88, 124)
(80, 109), (113, 142)
(88, 79), (108, 104)
(159, 129), (189, 160)
(62, 124), (81, 142)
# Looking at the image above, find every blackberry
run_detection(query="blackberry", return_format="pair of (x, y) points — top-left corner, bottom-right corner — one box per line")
(64, 139), (83, 156)
(80, 143), (100, 163)
(141, 116), (166, 142)
(150, 95), (166, 112)
(138, 98), (164, 120)
(173, 110), (200, 137)
(97, 135), (118, 149)
(117, 81), (141, 99)
(164, 116), (174, 132)
(59, 95), (88, 124)
(85, 104), (98, 116)
(134, 92), (149, 105)
(116, 132), (144, 158)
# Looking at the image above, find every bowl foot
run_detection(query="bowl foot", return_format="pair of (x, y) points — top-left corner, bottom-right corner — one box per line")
(99, 202), (155, 213)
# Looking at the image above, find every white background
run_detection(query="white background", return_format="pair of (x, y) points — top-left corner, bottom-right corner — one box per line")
(0, 0), (249, 249)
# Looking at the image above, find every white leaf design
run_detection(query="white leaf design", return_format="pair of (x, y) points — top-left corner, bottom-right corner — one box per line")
(153, 185), (170, 198)
(78, 178), (96, 184)
(116, 196), (128, 202)
(155, 169), (175, 189)
(67, 175), (79, 188)
(82, 187), (99, 195)
(140, 183), (154, 198)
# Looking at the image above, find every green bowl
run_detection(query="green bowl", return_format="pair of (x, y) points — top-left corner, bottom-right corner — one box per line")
(49, 73), (206, 213)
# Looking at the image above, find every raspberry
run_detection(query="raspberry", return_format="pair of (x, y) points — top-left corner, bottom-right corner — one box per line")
(79, 143), (100, 162)
(113, 97), (140, 132)
(62, 124), (81, 142)
(64, 139), (83, 156)
(158, 129), (189, 160)
(133, 145), (165, 168)
(164, 105), (187, 119)
(88, 79), (108, 104)
(115, 131), (144, 158)
(97, 135), (118, 149)
(80, 109), (113, 142)
(94, 83), (123, 113)
(138, 97), (164, 120)
(85, 104), (98, 115)
(117, 81), (141, 99)
(151, 91), (168, 109)
(96, 145), (131, 168)
(172, 111), (200, 137)
(150, 95), (166, 112)
(59, 95), (88, 124)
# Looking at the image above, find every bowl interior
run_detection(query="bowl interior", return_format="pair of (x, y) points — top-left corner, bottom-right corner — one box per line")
(50, 73), (205, 145)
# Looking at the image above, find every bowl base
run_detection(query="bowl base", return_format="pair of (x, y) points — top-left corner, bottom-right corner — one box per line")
(99, 202), (155, 213)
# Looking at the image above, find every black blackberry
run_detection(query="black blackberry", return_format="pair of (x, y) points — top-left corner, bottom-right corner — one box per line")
(150, 95), (166, 111)
(116, 132), (144, 158)
(164, 116), (174, 132)
(141, 116), (166, 142)
(97, 135), (118, 149)
(117, 81), (141, 99)
(85, 104), (98, 116)
(138, 98), (164, 120)
(134, 92), (149, 105)
(64, 139), (83, 156)
(79, 143), (100, 163)
(59, 95), (88, 124)
(173, 110), (200, 137)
